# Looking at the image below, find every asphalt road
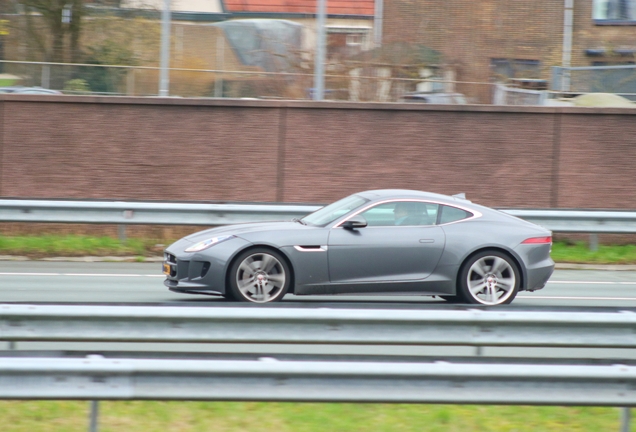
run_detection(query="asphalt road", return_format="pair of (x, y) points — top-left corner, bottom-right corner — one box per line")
(1, 260), (635, 309)
(2, 260), (636, 359)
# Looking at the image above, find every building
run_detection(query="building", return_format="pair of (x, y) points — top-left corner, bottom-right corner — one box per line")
(383, 0), (636, 103)
(122, 0), (376, 98)
(0, 0), (375, 97)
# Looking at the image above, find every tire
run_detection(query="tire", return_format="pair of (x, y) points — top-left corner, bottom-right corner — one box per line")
(222, 291), (236, 301)
(457, 250), (520, 305)
(228, 248), (291, 303)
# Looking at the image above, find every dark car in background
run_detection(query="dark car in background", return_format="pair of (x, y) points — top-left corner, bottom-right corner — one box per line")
(0, 86), (62, 95)
(399, 92), (467, 104)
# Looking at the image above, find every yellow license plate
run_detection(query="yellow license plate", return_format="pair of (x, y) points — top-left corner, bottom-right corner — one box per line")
(163, 263), (171, 275)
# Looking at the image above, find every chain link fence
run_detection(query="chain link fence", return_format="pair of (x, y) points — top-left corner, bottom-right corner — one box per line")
(0, 59), (497, 102)
(552, 65), (636, 101)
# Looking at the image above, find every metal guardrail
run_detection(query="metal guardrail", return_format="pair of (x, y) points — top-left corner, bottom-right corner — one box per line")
(2, 305), (636, 348)
(2, 356), (635, 405)
(1, 305), (635, 430)
(502, 209), (636, 234)
(0, 199), (636, 235)
(0, 199), (318, 226)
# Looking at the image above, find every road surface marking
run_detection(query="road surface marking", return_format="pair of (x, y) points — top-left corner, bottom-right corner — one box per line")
(1, 273), (636, 284)
(0, 272), (164, 277)
(518, 295), (636, 300)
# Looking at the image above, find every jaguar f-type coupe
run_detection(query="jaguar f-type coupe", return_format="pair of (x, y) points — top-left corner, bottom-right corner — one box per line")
(163, 190), (554, 305)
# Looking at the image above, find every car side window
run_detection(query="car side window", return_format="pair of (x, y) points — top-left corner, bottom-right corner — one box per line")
(439, 205), (472, 224)
(360, 202), (438, 227)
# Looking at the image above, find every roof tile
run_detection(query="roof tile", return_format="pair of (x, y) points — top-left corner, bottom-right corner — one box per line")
(224, 0), (374, 15)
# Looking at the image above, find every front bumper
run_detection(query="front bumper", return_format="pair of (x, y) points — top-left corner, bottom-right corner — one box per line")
(162, 236), (251, 294)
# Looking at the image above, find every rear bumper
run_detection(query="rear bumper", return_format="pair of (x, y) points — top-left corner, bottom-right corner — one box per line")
(524, 259), (555, 292)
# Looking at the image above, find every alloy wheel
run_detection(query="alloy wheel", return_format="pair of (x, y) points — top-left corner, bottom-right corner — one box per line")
(235, 252), (287, 303)
(465, 255), (517, 305)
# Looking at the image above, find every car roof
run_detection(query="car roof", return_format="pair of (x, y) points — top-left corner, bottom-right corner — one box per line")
(356, 189), (473, 205)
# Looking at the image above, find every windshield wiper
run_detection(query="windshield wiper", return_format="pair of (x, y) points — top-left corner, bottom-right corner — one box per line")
(292, 218), (307, 225)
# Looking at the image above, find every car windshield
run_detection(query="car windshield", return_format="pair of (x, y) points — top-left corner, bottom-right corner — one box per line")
(301, 194), (369, 227)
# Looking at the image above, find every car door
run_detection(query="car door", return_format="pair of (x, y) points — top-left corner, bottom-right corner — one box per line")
(327, 201), (446, 288)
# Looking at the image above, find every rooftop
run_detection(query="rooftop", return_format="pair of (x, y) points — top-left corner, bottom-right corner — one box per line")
(222, 0), (374, 15)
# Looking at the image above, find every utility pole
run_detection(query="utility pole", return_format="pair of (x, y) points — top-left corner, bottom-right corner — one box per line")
(313, 0), (326, 100)
(561, 0), (573, 92)
(159, 0), (171, 96)
(374, 0), (383, 47)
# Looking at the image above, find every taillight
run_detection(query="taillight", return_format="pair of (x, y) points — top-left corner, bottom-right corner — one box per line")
(521, 236), (552, 244)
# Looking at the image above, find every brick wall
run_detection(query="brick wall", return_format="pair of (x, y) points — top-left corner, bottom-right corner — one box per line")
(1, 96), (635, 211)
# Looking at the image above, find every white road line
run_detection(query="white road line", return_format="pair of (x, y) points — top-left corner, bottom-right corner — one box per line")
(518, 295), (636, 300)
(0, 273), (635, 285)
(0, 273), (164, 278)
(548, 281), (636, 285)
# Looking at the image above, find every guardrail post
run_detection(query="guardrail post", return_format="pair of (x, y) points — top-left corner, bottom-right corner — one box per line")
(118, 225), (127, 242)
(589, 233), (599, 251)
(621, 407), (630, 432)
(89, 400), (99, 432)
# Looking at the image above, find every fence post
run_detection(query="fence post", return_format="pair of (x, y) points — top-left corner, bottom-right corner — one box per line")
(215, 34), (224, 97)
(41, 65), (50, 89)
(551, 66), (563, 91)
(126, 68), (135, 96)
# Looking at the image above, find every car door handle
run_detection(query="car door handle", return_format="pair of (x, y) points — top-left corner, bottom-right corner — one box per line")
(419, 239), (435, 243)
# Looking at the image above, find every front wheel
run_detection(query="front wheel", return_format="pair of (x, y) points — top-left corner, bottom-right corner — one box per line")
(228, 248), (291, 303)
(457, 250), (520, 305)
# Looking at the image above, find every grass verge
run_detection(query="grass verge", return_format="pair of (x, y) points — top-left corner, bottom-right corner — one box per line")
(0, 401), (629, 432)
(0, 235), (158, 259)
(551, 242), (636, 264)
(1, 235), (636, 264)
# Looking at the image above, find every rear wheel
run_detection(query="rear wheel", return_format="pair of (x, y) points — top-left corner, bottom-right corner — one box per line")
(228, 248), (290, 303)
(457, 250), (520, 305)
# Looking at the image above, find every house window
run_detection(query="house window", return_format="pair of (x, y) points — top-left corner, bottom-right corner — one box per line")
(593, 0), (636, 22)
(326, 27), (370, 60)
(346, 34), (362, 47)
(491, 59), (541, 81)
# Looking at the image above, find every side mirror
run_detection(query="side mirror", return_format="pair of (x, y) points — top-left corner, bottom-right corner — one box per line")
(342, 215), (368, 230)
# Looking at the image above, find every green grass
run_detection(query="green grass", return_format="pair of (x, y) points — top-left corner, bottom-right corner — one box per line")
(551, 242), (636, 264)
(0, 235), (155, 258)
(0, 401), (630, 432)
(0, 235), (636, 264)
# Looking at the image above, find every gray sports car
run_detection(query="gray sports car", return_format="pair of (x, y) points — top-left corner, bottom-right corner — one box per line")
(163, 190), (554, 305)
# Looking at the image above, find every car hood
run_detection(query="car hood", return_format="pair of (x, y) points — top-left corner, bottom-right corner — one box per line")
(183, 221), (305, 243)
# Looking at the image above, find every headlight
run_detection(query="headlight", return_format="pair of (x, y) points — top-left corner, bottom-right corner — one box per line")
(185, 235), (235, 252)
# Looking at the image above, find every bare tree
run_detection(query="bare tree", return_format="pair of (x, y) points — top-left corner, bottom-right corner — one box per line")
(11, 0), (83, 63)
